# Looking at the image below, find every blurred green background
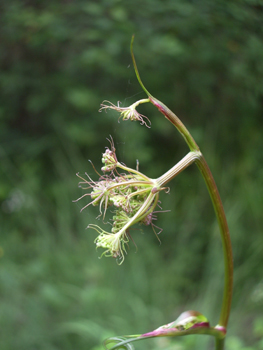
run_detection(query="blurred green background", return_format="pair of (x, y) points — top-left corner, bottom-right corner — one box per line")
(1, 1), (263, 349)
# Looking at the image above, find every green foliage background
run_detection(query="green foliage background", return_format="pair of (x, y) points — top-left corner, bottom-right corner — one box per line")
(1, 1), (263, 349)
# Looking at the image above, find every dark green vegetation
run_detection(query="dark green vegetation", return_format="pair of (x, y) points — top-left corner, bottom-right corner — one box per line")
(1, 1), (263, 349)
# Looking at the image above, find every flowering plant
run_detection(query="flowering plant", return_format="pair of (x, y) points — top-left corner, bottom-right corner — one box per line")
(75, 37), (233, 350)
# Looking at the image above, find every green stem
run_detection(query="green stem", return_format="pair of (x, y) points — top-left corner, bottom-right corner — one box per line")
(195, 155), (233, 328)
(156, 151), (201, 187)
(117, 162), (150, 181)
(131, 38), (233, 345)
(131, 36), (153, 98)
(131, 37), (198, 152)
(215, 337), (225, 350)
(150, 96), (233, 330)
(149, 96), (199, 152)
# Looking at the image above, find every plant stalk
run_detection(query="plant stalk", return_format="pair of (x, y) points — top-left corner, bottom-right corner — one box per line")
(195, 155), (233, 328)
(149, 96), (233, 331)
(215, 337), (225, 350)
(131, 38), (233, 347)
(156, 151), (201, 187)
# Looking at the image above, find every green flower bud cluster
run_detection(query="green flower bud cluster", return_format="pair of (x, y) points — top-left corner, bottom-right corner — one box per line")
(76, 140), (166, 263)
(101, 148), (118, 172)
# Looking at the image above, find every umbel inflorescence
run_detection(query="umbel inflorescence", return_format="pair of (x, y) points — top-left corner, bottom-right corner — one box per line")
(75, 133), (169, 264)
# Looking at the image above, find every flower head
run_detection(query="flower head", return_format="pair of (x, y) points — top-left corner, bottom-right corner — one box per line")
(99, 100), (151, 128)
(101, 136), (118, 172)
(75, 139), (167, 263)
(89, 224), (129, 263)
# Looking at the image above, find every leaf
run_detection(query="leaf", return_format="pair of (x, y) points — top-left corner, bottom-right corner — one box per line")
(103, 311), (226, 349)
(147, 310), (209, 334)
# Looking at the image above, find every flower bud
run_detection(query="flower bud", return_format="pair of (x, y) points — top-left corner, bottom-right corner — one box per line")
(101, 148), (118, 172)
